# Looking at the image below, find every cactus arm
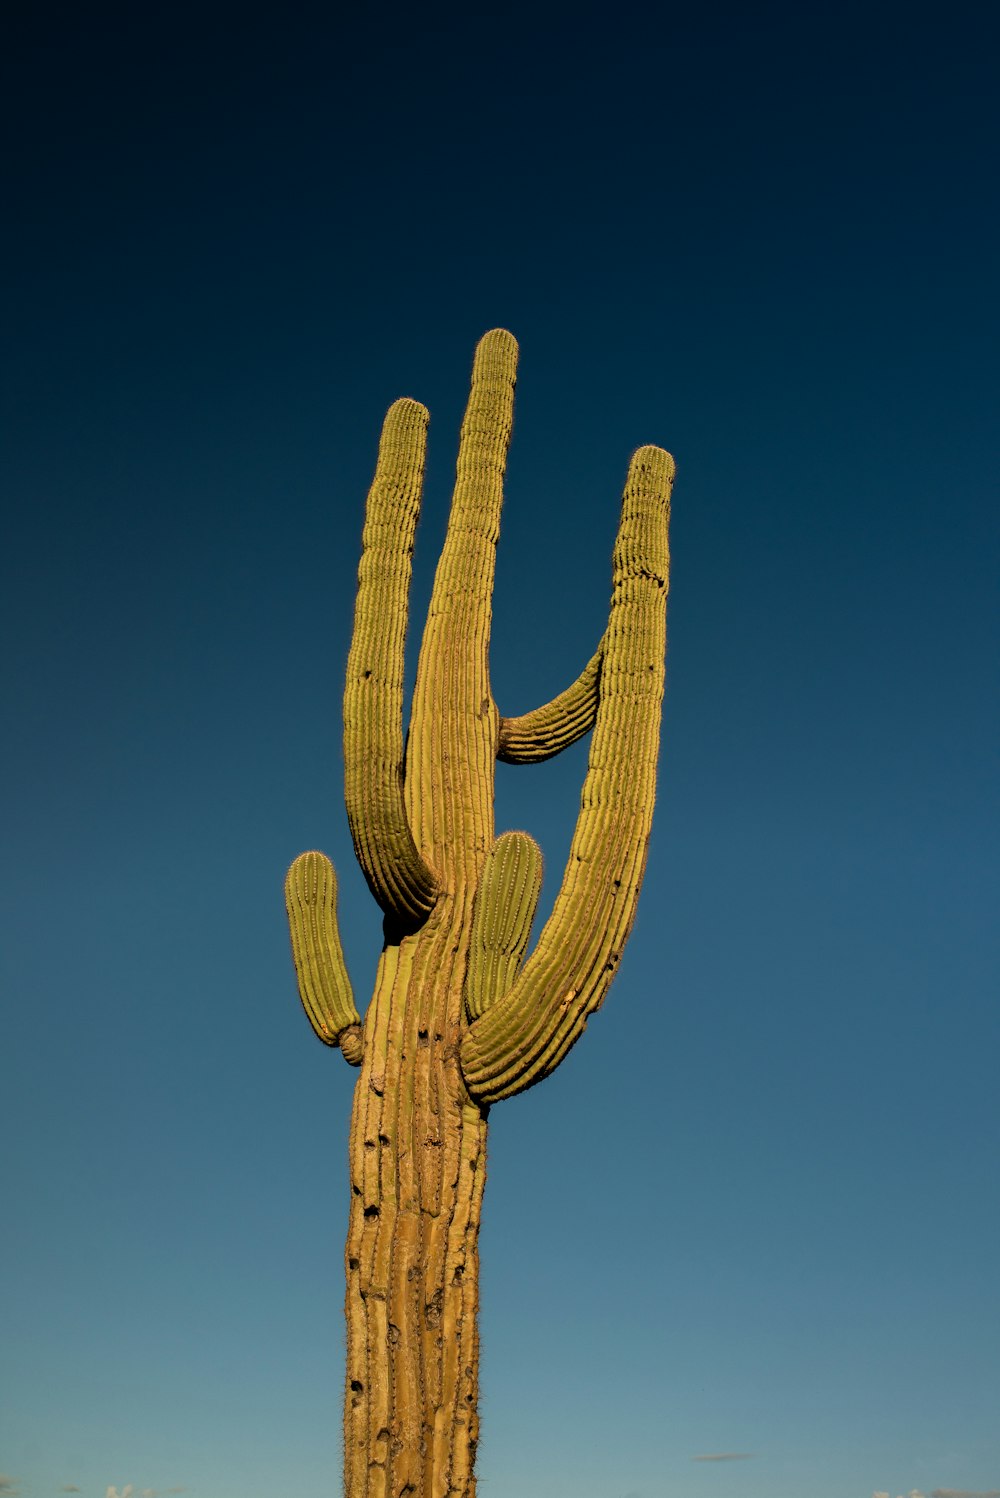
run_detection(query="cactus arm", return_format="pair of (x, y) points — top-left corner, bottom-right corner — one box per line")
(404, 330), (518, 882)
(284, 851), (363, 1065)
(344, 397), (440, 927)
(464, 831), (543, 1023)
(496, 641), (603, 763)
(459, 445), (674, 1103)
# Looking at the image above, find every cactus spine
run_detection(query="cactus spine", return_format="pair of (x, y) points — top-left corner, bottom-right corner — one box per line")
(285, 330), (673, 1497)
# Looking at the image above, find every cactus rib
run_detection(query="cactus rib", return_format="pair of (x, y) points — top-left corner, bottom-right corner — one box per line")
(344, 396), (440, 925)
(284, 850), (363, 1062)
(459, 445), (674, 1102)
(497, 640), (603, 763)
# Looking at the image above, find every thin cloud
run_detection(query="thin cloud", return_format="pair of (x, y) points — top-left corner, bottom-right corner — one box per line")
(692, 1452), (755, 1461)
(61, 1489), (83, 1494)
(869, 1490), (986, 1498)
(0, 1477), (20, 1495)
(873, 1490), (936, 1498)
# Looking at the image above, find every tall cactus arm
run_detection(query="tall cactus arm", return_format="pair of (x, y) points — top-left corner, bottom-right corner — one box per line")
(285, 851), (363, 1065)
(344, 397), (440, 926)
(459, 445), (674, 1103)
(405, 330), (518, 881)
(496, 641), (603, 763)
(464, 831), (543, 1023)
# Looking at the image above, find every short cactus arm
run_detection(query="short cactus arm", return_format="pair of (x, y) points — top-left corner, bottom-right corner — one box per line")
(344, 397), (439, 926)
(464, 831), (543, 1022)
(460, 446), (674, 1103)
(285, 851), (363, 1065)
(496, 641), (603, 763)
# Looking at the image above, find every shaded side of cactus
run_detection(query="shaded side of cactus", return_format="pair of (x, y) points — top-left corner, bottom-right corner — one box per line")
(285, 331), (673, 1498)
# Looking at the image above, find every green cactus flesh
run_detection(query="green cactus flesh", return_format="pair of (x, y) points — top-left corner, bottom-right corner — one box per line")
(285, 330), (673, 1497)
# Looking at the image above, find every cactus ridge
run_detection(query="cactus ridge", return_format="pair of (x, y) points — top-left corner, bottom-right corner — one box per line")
(284, 333), (672, 1497)
(464, 830), (543, 1022)
(284, 850), (362, 1060)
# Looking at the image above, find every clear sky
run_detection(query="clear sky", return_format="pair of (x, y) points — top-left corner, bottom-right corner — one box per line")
(2, 4), (997, 1498)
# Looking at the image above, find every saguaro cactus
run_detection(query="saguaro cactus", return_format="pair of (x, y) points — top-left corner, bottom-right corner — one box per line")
(285, 330), (674, 1498)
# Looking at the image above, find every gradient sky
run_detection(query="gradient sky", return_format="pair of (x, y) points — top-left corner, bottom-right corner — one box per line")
(2, 4), (997, 1498)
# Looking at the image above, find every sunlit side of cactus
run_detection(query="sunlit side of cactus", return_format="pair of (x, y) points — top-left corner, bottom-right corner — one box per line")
(285, 331), (673, 1497)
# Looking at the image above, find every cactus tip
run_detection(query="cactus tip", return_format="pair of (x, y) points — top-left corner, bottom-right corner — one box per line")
(630, 444), (676, 481)
(386, 395), (430, 426)
(475, 327), (519, 364)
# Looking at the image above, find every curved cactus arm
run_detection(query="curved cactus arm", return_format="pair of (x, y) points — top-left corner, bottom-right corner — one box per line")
(344, 397), (440, 927)
(464, 831), (543, 1023)
(496, 641), (603, 763)
(404, 330), (518, 881)
(285, 851), (363, 1065)
(459, 446), (674, 1103)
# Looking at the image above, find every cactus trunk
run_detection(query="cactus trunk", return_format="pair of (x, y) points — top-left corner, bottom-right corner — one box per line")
(345, 922), (486, 1497)
(284, 330), (673, 1497)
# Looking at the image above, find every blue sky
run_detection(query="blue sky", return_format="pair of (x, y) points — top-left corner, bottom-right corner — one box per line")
(1, 3), (997, 1497)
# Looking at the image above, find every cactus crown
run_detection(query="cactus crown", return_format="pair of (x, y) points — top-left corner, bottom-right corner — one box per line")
(285, 327), (673, 1101)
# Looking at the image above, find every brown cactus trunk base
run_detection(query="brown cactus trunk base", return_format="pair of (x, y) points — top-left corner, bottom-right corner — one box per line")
(345, 908), (487, 1498)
